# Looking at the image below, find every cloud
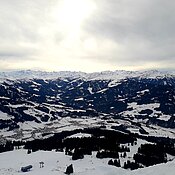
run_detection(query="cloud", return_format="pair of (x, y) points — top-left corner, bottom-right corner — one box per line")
(0, 0), (174, 72)
(83, 0), (175, 67)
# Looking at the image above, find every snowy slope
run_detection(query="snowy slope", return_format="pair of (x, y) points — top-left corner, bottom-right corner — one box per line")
(0, 149), (174, 175)
(0, 70), (174, 175)
(0, 70), (174, 140)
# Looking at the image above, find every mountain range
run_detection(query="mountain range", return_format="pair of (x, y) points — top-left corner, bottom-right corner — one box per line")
(0, 70), (174, 141)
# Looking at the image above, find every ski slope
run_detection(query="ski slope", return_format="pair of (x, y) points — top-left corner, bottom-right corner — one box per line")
(0, 148), (174, 175)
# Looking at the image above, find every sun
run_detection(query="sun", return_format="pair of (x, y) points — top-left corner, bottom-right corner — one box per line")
(53, 0), (96, 29)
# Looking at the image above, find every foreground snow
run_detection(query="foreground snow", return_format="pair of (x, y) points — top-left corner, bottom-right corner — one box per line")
(0, 149), (175, 175)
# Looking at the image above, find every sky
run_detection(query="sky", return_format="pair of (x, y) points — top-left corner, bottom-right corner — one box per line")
(0, 0), (174, 72)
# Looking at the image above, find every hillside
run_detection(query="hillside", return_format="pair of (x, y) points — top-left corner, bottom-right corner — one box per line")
(0, 70), (175, 174)
(0, 147), (174, 175)
(0, 70), (174, 141)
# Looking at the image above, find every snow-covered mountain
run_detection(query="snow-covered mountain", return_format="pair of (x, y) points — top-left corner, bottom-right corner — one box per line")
(0, 70), (174, 140)
(0, 69), (174, 81)
(0, 70), (175, 174)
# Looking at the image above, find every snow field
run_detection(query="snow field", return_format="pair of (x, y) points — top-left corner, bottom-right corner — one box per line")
(0, 148), (175, 175)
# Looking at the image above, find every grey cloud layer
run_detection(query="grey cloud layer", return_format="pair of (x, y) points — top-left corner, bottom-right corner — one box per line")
(84, 0), (175, 66)
(0, 0), (174, 71)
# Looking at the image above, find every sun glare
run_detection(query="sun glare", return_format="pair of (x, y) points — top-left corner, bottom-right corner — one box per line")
(53, 0), (96, 29)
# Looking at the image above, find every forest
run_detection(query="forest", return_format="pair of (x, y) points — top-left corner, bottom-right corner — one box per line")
(0, 127), (175, 170)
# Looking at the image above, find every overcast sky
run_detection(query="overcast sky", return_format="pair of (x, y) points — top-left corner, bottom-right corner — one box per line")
(0, 0), (174, 72)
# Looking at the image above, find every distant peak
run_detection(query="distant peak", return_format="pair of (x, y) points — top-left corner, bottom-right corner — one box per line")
(0, 69), (174, 81)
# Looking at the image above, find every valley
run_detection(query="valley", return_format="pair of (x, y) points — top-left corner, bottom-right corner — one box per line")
(0, 70), (174, 174)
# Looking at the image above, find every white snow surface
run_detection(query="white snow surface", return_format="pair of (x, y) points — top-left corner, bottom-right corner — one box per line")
(0, 149), (175, 175)
(67, 133), (92, 138)
(1, 115), (175, 141)
(0, 111), (14, 120)
(121, 102), (160, 118)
